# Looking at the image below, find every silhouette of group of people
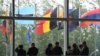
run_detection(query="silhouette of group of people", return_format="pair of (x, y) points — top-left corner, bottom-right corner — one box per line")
(66, 41), (89, 56)
(45, 42), (63, 56)
(15, 41), (89, 56)
(15, 43), (38, 56)
(15, 42), (63, 56)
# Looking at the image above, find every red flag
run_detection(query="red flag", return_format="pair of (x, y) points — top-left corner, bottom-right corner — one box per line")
(35, 24), (44, 35)
(1, 20), (7, 36)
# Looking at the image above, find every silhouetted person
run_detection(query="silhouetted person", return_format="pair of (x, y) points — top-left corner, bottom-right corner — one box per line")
(53, 42), (63, 56)
(81, 41), (89, 56)
(45, 43), (53, 56)
(79, 44), (83, 55)
(72, 43), (80, 56)
(66, 46), (72, 56)
(15, 45), (26, 56)
(27, 43), (38, 56)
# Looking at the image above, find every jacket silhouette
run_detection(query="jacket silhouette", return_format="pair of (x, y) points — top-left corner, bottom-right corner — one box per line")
(81, 41), (89, 56)
(53, 42), (63, 56)
(45, 43), (53, 56)
(72, 43), (80, 56)
(27, 43), (38, 56)
(66, 46), (72, 56)
(15, 45), (26, 56)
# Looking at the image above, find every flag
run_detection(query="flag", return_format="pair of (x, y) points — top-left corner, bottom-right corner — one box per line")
(58, 9), (79, 32)
(35, 8), (57, 35)
(35, 15), (51, 35)
(1, 20), (7, 36)
(68, 9), (79, 32)
(1, 20), (8, 47)
(26, 27), (32, 44)
(2, 6), (8, 36)
(35, 7), (64, 35)
(50, 7), (57, 29)
(1, 6), (9, 46)
(80, 8), (100, 27)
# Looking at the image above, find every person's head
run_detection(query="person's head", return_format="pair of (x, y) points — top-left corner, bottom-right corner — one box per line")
(72, 43), (78, 49)
(67, 46), (71, 50)
(31, 43), (35, 47)
(55, 42), (59, 46)
(19, 45), (23, 49)
(48, 43), (52, 48)
(79, 44), (83, 49)
(82, 41), (87, 46)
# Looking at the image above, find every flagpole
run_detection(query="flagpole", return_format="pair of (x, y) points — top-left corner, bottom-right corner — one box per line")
(35, 3), (37, 17)
(18, 0), (19, 15)
(64, 0), (68, 55)
(57, 5), (60, 41)
(95, 25), (97, 56)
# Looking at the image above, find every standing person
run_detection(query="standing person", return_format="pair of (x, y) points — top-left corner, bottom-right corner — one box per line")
(66, 46), (72, 56)
(72, 43), (80, 56)
(27, 43), (38, 56)
(45, 43), (53, 56)
(81, 41), (89, 56)
(79, 44), (83, 55)
(15, 45), (26, 56)
(53, 42), (63, 56)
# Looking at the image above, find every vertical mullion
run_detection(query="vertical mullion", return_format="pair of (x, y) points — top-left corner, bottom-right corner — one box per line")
(67, 0), (69, 47)
(12, 0), (15, 56)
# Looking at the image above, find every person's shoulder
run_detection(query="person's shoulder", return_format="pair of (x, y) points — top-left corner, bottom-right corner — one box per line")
(28, 47), (32, 50)
(35, 47), (38, 50)
(23, 49), (26, 52)
(58, 46), (62, 49)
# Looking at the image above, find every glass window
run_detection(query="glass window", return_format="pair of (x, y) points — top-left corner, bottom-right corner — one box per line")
(69, 0), (100, 19)
(15, 20), (64, 56)
(0, 0), (12, 16)
(0, 19), (13, 56)
(15, 0), (64, 18)
(69, 20), (100, 56)
(0, 0), (100, 56)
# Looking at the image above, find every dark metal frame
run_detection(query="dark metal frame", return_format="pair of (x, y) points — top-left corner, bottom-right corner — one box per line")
(0, 0), (100, 56)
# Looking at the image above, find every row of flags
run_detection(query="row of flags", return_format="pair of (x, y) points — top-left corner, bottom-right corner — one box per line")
(1, 5), (100, 44)
(35, 7), (100, 35)
(35, 7), (79, 35)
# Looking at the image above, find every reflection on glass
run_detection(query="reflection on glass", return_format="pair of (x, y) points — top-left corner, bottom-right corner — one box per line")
(69, 20), (100, 56)
(69, 0), (100, 19)
(15, 20), (64, 56)
(15, 0), (64, 18)
(0, 0), (11, 16)
(0, 19), (13, 56)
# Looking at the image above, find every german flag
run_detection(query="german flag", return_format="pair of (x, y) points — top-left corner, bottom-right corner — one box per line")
(35, 7), (64, 35)
(35, 8), (52, 35)
(35, 8), (56, 35)
(1, 19), (7, 36)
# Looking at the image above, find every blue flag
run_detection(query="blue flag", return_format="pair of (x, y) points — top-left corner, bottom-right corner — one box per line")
(26, 27), (32, 44)
(68, 9), (79, 32)
(58, 9), (79, 32)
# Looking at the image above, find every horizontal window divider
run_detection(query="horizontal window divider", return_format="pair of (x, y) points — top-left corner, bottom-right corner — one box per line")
(0, 16), (100, 21)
